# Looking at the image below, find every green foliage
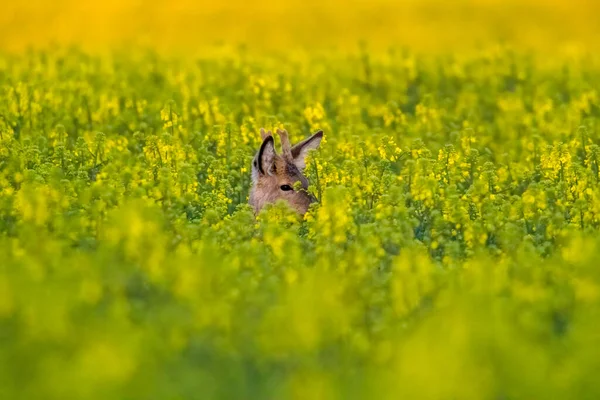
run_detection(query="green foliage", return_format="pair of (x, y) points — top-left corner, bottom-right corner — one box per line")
(2, 48), (600, 399)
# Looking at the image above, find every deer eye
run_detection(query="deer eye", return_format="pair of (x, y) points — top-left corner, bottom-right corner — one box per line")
(280, 184), (293, 191)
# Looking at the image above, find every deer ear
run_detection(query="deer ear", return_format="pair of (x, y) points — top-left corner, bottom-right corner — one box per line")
(258, 136), (276, 175)
(260, 128), (272, 141)
(291, 130), (323, 170)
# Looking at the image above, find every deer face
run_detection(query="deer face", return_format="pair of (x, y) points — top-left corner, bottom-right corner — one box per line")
(249, 128), (323, 215)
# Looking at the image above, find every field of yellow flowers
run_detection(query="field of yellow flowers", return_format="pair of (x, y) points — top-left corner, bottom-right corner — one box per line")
(2, 1), (600, 399)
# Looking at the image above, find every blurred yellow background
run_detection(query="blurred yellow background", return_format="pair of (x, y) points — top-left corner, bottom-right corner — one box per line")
(2, 0), (599, 54)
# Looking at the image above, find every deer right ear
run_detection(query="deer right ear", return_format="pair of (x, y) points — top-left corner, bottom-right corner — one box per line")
(257, 136), (276, 175)
(291, 130), (323, 170)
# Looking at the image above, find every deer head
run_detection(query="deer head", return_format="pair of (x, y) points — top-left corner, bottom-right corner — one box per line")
(249, 128), (323, 215)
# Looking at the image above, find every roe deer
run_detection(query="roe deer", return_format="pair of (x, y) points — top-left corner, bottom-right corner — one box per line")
(249, 128), (323, 215)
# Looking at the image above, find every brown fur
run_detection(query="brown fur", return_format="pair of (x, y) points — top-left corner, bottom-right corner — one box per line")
(249, 128), (323, 215)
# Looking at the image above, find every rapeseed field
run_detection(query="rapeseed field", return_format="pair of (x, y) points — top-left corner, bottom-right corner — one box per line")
(2, 1), (600, 399)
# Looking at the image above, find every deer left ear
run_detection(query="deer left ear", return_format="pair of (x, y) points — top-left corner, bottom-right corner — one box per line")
(260, 128), (272, 141)
(291, 130), (323, 170)
(257, 135), (277, 175)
